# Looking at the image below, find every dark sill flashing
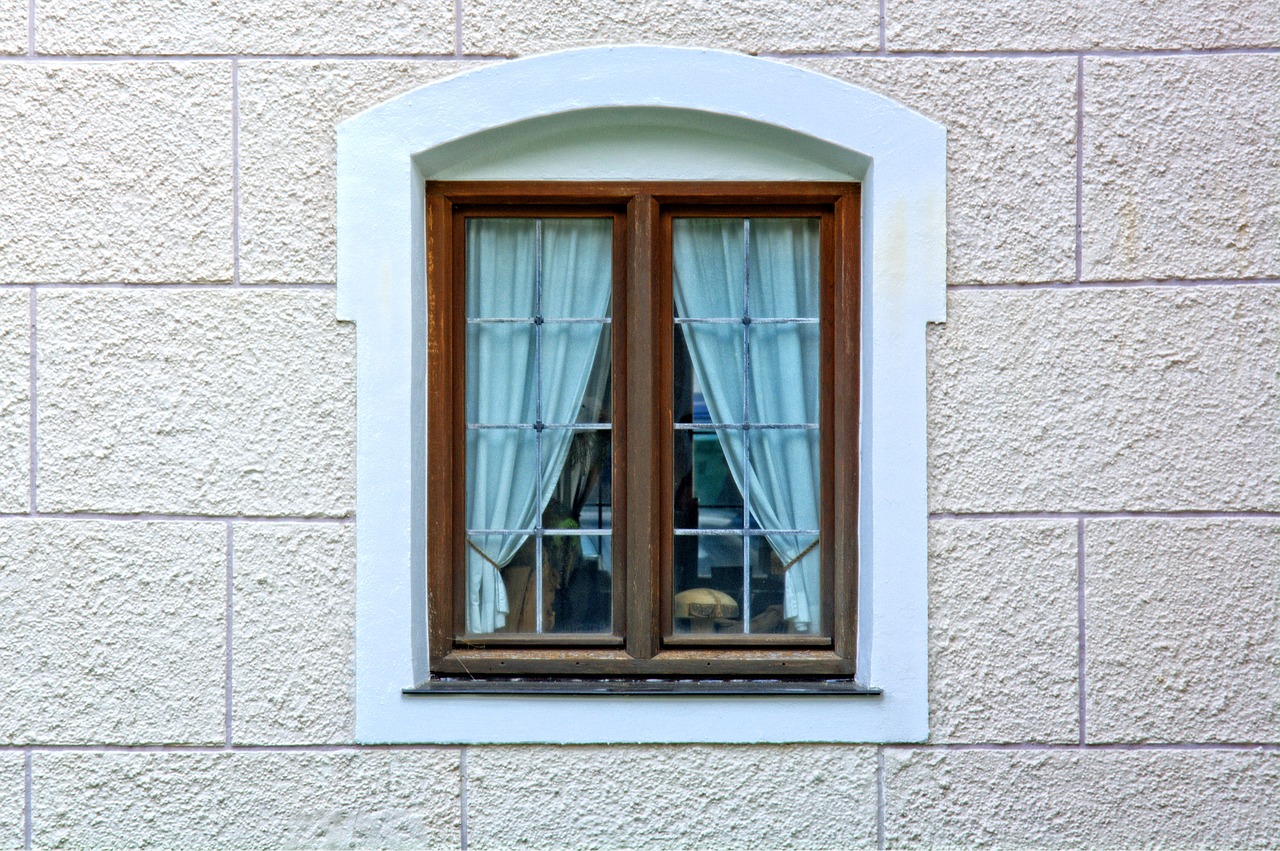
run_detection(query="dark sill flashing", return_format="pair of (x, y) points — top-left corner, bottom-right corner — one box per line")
(405, 678), (882, 696)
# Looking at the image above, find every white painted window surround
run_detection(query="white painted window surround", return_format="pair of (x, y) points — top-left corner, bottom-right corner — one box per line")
(336, 46), (946, 743)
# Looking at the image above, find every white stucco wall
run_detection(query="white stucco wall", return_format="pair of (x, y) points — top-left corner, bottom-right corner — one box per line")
(0, 0), (1276, 847)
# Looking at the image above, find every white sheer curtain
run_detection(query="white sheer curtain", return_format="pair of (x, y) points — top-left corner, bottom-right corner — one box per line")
(464, 218), (612, 632)
(672, 218), (823, 633)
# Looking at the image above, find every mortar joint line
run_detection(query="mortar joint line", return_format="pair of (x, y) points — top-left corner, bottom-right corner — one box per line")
(459, 746), (469, 849)
(231, 58), (241, 288)
(875, 746), (886, 850)
(27, 287), (36, 516)
(1075, 54), (1084, 286)
(1076, 518), (1087, 747)
(224, 521), (234, 749)
(22, 749), (31, 851)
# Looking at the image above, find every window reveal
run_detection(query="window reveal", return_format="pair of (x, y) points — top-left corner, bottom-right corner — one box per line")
(426, 182), (860, 682)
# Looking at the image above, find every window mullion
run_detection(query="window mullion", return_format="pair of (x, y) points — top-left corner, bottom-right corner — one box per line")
(624, 193), (661, 661)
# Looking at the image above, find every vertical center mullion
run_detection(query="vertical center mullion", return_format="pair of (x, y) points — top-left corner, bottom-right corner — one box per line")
(534, 218), (544, 635)
(741, 218), (752, 635)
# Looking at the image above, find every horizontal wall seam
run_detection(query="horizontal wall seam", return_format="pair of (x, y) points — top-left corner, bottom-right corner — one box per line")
(761, 46), (1280, 59)
(0, 48), (1275, 64)
(3, 744), (464, 753)
(881, 742), (1280, 751)
(0, 512), (353, 523)
(947, 278), (1280, 290)
(2, 742), (1275, 752)
(930, 511), (1280, 520)
(0, 282), (337, 290)
(0, 53), (502, 62)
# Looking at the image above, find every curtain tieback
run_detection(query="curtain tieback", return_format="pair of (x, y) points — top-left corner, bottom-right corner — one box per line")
(467, 539), (504, 570)
(777, 538), (820, 574)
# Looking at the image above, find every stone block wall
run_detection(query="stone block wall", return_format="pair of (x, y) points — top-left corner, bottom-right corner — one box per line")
(0, 0), (1276, 847)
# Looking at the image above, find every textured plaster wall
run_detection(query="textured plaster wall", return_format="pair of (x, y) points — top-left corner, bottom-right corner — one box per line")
(0, 0), (1275, 848)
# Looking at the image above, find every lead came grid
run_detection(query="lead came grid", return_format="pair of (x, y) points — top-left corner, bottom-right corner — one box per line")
(465, 218), (612, 635)
(674, 219), (820, 636)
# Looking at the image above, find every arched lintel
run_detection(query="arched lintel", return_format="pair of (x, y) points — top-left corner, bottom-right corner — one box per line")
(337, 45), (946, 323)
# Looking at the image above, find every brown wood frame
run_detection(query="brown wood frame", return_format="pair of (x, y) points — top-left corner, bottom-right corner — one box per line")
(426, 181), (861, 681)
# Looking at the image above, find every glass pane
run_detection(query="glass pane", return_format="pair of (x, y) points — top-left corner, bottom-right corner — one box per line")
(747, 429), (821, 533)
(746, 218), (820, 319)
(466, 219), (536, 319)
(674, 428), (744, 532)
(541, 324), (612, 425)
(673, 532), (744, 635)
(579, 324), (612, 424)
(746, 323), (820, 425)
(466, 428), (538, 535)
(545, 532), (612, 633)
(540, 218), (614, 318)
(672, 218), (745, 319)
(466, 323), (536, 424)
(556, 430), (612, 533)
(494, 535), (547, 634)
(744, 533), (797, 634)
(748, 429), (823, 636)
(675, 323), (744, 424)
(464, 534), (519, 635)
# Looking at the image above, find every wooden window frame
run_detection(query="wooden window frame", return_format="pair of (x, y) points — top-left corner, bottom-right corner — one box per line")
(426, 180), (861, 682)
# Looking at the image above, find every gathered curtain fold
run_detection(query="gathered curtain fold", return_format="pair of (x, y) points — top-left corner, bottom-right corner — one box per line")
(464, 218), (613, 633)
(672, 218), (823, 633)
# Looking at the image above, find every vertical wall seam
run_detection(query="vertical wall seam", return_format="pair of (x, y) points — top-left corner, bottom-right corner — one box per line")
(22, 750), (31, 850)
(27, 288), (36, 515)
(875, 746), (886, 850)
(25, 0), (34, 55)
(459, 747), (469, 850)
(454, 0), (463, 58)
(878, 0), (886, 54)
(1074, 54), (1085, 285)
(1076, 518), (1087, 746)
(224, 521), (234, 748)
(231, 59), (241, 287)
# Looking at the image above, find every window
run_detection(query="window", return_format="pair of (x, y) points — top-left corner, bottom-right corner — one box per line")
(424, 182), (860, 686)
(337, 46), (944, 741)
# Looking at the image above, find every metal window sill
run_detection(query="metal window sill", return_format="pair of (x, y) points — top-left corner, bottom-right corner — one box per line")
(405, 679), (882, 696)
